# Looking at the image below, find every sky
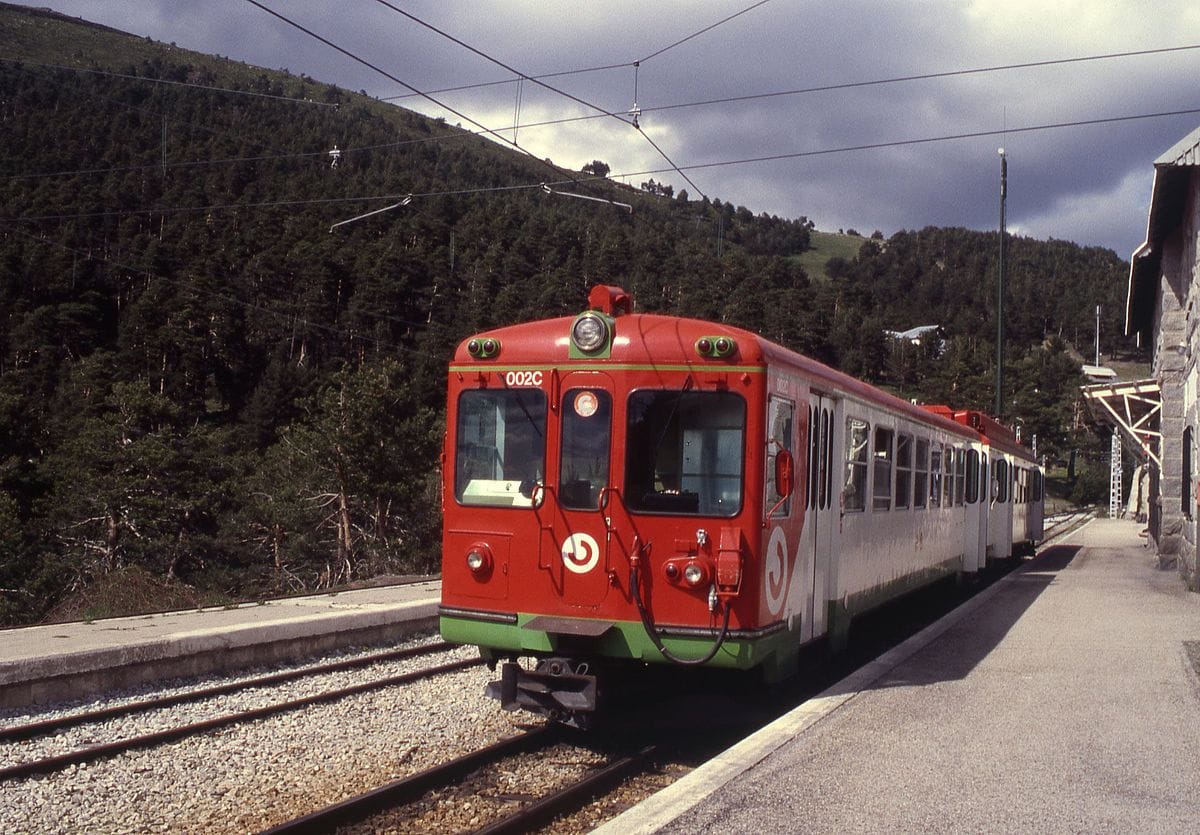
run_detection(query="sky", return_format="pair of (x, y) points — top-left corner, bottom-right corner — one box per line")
(9, 0), (1200, 258)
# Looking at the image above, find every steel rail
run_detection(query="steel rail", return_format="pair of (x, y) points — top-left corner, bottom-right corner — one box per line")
(0, 657), (480, 782)
(1041, 509), (1094, 543)
(258, 727), (559, 835)
(472, 744), (659, 835)
(0, 641), (456, 743)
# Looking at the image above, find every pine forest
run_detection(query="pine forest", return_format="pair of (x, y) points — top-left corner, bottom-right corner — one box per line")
(0, 5), (1137, 623)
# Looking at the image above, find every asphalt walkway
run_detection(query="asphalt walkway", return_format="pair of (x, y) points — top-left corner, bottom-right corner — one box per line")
(599, 518), (1200, 833)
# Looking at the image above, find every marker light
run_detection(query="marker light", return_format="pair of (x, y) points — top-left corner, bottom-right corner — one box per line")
(571, 313), (610, 353)
(466, 337), (501, 359)
(695, 335), (737, 359)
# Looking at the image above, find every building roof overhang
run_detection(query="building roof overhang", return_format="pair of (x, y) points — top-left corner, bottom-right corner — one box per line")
(1125, 125), (1200, 337)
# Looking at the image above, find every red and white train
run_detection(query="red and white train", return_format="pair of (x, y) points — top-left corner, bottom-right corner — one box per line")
(439, 285), (1043, 725)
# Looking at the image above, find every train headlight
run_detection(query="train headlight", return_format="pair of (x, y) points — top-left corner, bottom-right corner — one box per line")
(465, 543), (494, 577)
(664, 556), (712, 589)
(683, 561), (708, 587)
(570, 313), (610, 354)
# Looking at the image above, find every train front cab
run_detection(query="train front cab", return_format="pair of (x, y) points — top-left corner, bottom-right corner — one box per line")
(440, 301), (819, 722)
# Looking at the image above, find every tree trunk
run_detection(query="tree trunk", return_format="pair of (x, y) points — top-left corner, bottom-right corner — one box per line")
(334, 449), (353, 582)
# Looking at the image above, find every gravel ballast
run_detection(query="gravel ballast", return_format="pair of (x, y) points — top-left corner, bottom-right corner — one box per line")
(0, 636), (536, 833)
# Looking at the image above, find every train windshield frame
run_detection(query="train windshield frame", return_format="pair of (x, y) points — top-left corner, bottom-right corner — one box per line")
(454, 388), (547, 508)
(624, 389), (746, 517)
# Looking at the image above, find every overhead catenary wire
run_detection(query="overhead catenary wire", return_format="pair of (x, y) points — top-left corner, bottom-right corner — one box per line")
(329, 194), (412, 232)
(379, 0), (776, 102)
(381, 60), (632, 102)
(240, 0), (587, 194)
(610, 105), (1200, 179)
(9, 104), (1199, 227)
(454, 42), (1200, 133)
(0, 56), (340, 107)
(5, 41), (1196, 185)
(0, 59), (344, 181)
(637, 0), (775, 64)
(367, 0), (707, 199)
(2, 182), (545, 224)
(8, 227), (439, 359)
(639, 42), (1200, 117)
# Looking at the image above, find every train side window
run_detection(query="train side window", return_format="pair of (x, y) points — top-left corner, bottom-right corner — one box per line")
(1032, 469), (1043, 502)
(766, 396), (795, 519)
(943, 446), (955, 507)
(455, 388), (547, 507)
(955, 446), (967, 505)
(808, 405), (818, 511)
(872, 426), (894, 512)
(929, 444), (942, 507)
(993, 458), (1009, 503)
(965, 449), (980, 504)
(821, 408), (833, 510)
(843, 416), (869, 512)
(895, 433), (912, 509)
(559, 388), (613, 510)
(913, 438), (929, 509)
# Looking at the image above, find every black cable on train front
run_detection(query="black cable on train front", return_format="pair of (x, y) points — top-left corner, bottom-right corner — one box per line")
(629, 557), (732, 666)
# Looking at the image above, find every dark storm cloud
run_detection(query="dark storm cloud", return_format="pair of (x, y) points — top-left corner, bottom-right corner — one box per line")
(9, 0), (1200, 257)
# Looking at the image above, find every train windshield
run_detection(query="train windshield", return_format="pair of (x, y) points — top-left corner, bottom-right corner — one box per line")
(624, 390), (745, 516)
(455, 389), (546, 507)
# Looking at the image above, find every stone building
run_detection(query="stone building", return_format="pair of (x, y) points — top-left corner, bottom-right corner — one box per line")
(1126, 124), (1200, 591)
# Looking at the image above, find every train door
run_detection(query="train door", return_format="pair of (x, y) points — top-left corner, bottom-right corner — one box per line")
(764, 393), (805, 635)
(962, 446), (986, 573)
(798, 393), (836, 641)
(539, 371), (616, 609)
(1030, 467), (1045, 542)
(989, 455), (1014, 560)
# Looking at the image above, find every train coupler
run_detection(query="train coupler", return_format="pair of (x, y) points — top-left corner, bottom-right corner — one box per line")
(485, 657), (598, 727)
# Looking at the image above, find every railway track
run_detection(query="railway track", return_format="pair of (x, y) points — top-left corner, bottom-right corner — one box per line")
(0, 641), (479, 782)
(261, 725), (660, 835)
(256, 517), (1098, 834)
(1041, 509), (1095, 543)
(473, 743), (657, 835)
(261, 727), (559, 834)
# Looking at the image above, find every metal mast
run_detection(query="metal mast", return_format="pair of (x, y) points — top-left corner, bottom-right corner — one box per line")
(995, 148), (1007, 419)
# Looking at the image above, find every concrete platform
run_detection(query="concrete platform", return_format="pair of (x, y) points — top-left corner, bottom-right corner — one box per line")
(0, 582), (440, 709)
(598, 518), (1200, 833)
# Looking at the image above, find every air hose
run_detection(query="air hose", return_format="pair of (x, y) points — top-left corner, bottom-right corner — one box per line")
(629, 556), (732, 666)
